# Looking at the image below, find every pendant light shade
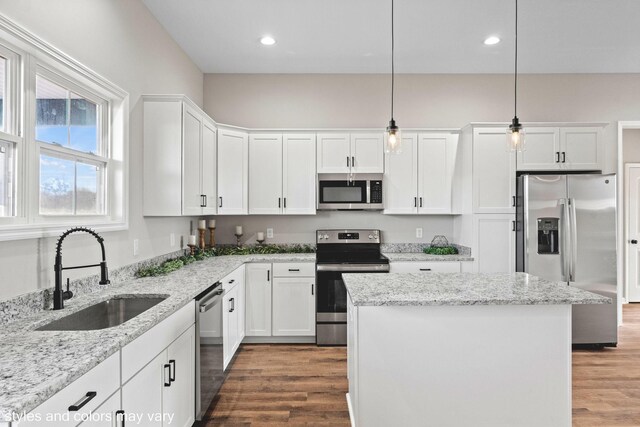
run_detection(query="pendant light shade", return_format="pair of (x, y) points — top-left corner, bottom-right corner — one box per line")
(385, 0), (402, 154)
(507, 0), (525, 152)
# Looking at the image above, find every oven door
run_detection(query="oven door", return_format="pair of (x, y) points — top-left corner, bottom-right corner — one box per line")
(316, 270), (348, 322)
(318, 180), (367, 210)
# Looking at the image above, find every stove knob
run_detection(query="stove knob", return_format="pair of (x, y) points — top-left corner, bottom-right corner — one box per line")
(368, 234), (374, 239)
(324, 234), (330, 240)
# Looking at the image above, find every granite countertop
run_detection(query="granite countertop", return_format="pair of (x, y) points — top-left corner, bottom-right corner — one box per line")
(383, 253), (473, 262)
(0, 253), (315, 422)
(344, 272), (612, 307)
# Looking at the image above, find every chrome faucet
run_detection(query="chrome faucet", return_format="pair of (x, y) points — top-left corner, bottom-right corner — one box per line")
(53, 227), (110, 310)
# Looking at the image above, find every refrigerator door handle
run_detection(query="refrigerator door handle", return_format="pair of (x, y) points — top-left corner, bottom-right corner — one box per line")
(560, 198), (570, 283)
(569, 198), (578, 282)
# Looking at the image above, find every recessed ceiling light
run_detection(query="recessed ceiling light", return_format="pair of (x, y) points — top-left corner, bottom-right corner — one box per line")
(484, 36), (501, 46)
(260, 36), (276, 46)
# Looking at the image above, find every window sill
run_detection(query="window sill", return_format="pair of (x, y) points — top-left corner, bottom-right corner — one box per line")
(0, 220), (128, 241)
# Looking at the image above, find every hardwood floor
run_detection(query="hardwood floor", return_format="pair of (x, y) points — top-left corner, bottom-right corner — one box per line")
(201, 304), (640, 426)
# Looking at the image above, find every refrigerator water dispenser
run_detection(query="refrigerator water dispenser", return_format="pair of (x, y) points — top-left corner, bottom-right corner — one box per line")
(537, 217), (559, 254)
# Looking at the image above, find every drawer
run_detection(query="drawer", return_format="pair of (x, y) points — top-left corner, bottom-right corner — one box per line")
(121, 300), (195, 383)
(390, 261), (461, 273)
(22, 351), (120, 427)
(273, 262), (315, 277)
(221, 266), (244, 294)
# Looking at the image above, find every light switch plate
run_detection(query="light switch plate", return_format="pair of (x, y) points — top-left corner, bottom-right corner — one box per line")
(416, 228), (423, 239)
(267, 228), (274, 239)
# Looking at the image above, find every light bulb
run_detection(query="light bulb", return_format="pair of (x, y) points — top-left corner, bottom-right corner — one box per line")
(506, 125), (526, 152)
(385, 120), (402, 154)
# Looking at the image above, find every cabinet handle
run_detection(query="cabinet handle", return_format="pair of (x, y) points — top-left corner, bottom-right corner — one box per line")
(267, 270), (270, 281)
(312, 284), (314, 295)
(352, 156), (355, 168)
(278, 197), (281, 208)
(284, 198), (287, 208)
(562, 152), (566, 163)
(347, 156), (350, 167)
(419, 197), (423, 207)
(229, 297), (235, 312)
(555, 152), (560, 163)
(219, 196), (223, 208)
(204, 195), (208, 207)
(512, 196), (516, 207)
(631, 239), (638, 244)
(228, 279), (235, 284)
(164, 364), (171, 387)
(419, 268), (432, 271)
(68, 391), (97, 411)
(288, 268), (300, 272)
(169, 359), (176, 382)
(115, 410), (125, 427)
(414, 197), (417, 207)
(512, 220), (516, 231)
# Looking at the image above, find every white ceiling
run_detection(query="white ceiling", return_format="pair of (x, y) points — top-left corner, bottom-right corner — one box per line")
(142, 0), (640, 74)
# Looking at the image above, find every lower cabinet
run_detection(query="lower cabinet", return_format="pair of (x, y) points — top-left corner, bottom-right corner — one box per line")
(473, 214), (516, 273)
(122, 351), (164, 426)
(272, 277), (315, 336)
(78, 391), (121, 427)
(389, 261), (461, 273)
(245, 263), (272, 336)
(222, 266), (246, 370)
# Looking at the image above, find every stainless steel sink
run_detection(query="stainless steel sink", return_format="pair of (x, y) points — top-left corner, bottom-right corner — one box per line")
(37, 295), (167, 331)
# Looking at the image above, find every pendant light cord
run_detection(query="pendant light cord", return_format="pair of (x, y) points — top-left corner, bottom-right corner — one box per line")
(514, 0), (518, 117)
(391, 0), (395, 121)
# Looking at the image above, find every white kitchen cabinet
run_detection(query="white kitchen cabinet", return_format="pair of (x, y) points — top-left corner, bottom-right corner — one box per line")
(516, 126), (603, 171)
(317, 132), (383, 174)
(473, 214), (516, 273)
(384, 132), (458, 214)
(223, 285), (239, 370)
(272, 277), (315, 336)
(473, 127), (517, 214)
(249, 133), (316, 215)
(249, 134), (283, 214)
(122, 351), (164, 427)
(245, 263), (272, 336)
(143, 95), (217, 216)
(217, 128), (249, 215)
(389, 261), (461, 273)
(163, 326), (195, 427)
(78, 391), (121, 427)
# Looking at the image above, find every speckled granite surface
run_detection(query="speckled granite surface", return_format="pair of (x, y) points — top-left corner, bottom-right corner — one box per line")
(384, 253), (473, 262)
(0, 253), (315, 422)
(344, 272), (612, 307)
(381, 243), (471, 256)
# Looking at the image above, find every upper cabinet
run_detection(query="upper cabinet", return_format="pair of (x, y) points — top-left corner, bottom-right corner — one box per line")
(317, 132), (384, 174)
(517, 126), (603, 171)
(249, 133), (316, 215)
(384, 132), (458, 214)
(218, 128), (249, 215)
(143, 96), (217, 216)
(473, 127), (517, 214)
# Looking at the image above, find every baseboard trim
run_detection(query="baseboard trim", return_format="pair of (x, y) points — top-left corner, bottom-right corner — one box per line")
(242, 336), (316, 344)
(346, 393), (355, 427)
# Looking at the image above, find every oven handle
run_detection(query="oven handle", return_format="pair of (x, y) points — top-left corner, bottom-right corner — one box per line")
(316, 264), (390, 272)
(199, 292), (224, 313)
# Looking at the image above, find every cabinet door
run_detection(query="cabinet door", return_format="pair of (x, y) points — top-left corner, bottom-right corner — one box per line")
(237, 277), (246, 343)
(472, 128), (516, 214)
(245, 263), (272, 337)
(283, 133), (316, 214)
(163, 326), (195, 427)
(516, 127), (560, 171)
(223, 286), (239, 370)
(249, 134), (283, 214)
(351, 133), (384, 173)
(317, 133), (350, 173)
(122, 351), (164, 426)
(473, 214), (516, 273)
(217, 129), (249, 215)
(78, 391), (121, 427)
(418, 134), (454, 213)
(383, 133), (418, 214)
(182, 104), (203, 216)
(272, 277), (315, 336)
(561, 127), (603, 171)
(201, 120), (217, 215)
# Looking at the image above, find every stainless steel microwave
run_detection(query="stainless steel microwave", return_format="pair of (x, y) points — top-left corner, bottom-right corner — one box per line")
(317, 174), (383, 210)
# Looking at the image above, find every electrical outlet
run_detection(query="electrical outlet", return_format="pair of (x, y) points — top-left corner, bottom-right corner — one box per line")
(267, 228), (274, 239)
(170, 233), (175, 247)
(416, 228), (423, 239)
(133, 239), (139, 256)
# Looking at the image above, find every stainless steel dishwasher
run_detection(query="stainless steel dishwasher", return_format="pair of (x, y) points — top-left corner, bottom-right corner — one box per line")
(195, 281), (225, 421)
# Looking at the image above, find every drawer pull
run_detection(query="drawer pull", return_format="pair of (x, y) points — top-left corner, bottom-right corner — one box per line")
(115, 410), (125, 427)
(164, 364), (171, 387)
(312, 284), (314, 295)
(419, 268), (432, 272)
(68, 391), (97, 411)
(288, 268), (300, 272)
(228, 279), (235, 284)
(169, 359), (176, 382)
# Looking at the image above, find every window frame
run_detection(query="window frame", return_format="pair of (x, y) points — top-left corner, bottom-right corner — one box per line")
(0, 14), (129, 241)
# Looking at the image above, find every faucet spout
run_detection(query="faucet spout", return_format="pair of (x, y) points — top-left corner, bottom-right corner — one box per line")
(53, 227), (110, 310)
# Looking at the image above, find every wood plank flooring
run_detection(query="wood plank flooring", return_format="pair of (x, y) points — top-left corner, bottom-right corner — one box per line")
(201, 304), (640, 426)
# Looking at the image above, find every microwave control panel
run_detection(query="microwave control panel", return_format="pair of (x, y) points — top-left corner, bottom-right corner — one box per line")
(370, 180), (383, 204)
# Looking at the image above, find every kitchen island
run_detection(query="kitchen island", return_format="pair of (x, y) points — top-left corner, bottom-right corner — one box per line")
(343, 272), (610, 427)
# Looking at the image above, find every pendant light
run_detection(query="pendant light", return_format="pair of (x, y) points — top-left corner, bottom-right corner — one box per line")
(385, 0), (401, 154)
(507, 0), (525, 152)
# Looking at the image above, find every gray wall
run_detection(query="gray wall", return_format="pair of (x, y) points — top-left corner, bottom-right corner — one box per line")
(204, 73), (640, 244)
(0, 0), (203, 300)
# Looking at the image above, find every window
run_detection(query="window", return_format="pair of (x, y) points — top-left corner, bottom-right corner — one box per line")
(0, 56), (5, 132)
(0, 140), (14, 216)
(36, 75), (107, 216)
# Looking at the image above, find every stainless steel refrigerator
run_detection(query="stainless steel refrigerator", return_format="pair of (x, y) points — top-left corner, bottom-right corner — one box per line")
(516, 173), (617, 346)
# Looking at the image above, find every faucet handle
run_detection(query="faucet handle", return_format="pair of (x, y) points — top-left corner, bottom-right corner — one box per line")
(64, 278), (73, 300)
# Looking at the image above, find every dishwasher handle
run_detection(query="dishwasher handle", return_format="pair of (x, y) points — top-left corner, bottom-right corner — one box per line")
(199, 288), (224, 313)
